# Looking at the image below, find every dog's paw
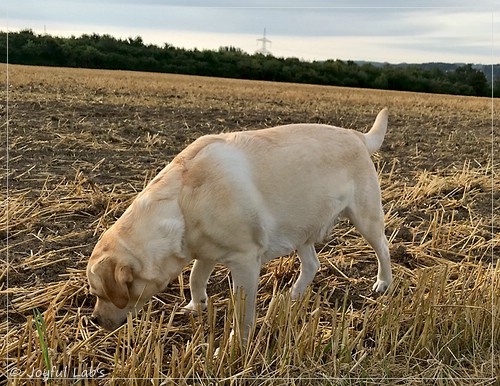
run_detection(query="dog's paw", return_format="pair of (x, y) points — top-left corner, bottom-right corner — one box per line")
(182, 300), (207, 315)
(291, 287), (301, 302)
(372, 280), (390, 294)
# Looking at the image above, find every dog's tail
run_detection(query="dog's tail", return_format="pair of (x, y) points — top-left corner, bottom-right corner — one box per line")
(363, 108), (388, 155)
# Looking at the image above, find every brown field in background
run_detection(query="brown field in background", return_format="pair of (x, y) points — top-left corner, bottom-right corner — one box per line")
(0, 64), (499, 385)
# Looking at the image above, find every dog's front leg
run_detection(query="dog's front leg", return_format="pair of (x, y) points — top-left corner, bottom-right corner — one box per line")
(227, 257), (261, 344)
(184, 259), (217, 314)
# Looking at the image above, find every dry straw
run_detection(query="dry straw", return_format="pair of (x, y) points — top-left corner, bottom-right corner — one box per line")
(2, 155), (498, 385)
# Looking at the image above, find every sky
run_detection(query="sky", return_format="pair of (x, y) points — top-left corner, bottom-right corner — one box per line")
(2, 0), (499, 64)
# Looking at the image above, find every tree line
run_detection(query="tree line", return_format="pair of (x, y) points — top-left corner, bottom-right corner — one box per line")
(1, 29), (498, 97)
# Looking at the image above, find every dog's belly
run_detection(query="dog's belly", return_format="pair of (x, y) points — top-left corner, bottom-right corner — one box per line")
(260, 239), (296, 263)
(260, 209), (342, 264)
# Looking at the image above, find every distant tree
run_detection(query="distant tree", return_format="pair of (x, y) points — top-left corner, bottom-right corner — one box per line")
(0, 30), (497, 97)
(452, 64), (490, 96)
(373, 73), (389, 90)
(493, 78), (500, 98)
(128, 36), (143, 47)
(219, 46), (244, 54)
(40, 35), (66, 66)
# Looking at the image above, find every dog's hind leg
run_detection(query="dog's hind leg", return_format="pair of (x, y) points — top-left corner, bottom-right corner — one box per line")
(291, 244), (320, 300)
(346, 197), (392, 294)
(184, 259), (217, 314)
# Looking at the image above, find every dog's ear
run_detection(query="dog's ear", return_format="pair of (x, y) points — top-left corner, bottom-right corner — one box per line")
(100, 259), (134, 309)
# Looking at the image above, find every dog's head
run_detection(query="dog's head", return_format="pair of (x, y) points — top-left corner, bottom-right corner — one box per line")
(87, 204), (187, 330)
(86, 232), (135, 330)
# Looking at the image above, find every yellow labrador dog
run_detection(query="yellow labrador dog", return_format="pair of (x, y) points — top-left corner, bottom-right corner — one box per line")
(87, 108), (392, 339)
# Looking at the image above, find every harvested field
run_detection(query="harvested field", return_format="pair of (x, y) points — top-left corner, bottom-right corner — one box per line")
(1, 63), (499, 385)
